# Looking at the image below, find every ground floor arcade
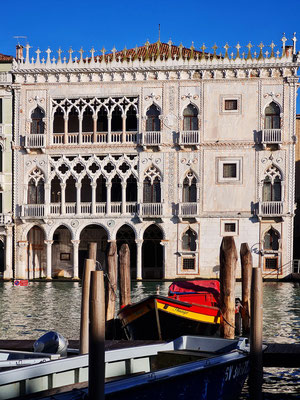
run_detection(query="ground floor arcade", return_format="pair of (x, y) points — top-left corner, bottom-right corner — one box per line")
(10, 216), (293, 280)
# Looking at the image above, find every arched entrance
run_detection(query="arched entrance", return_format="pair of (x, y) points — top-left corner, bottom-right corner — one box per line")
(142, 225), (163, 279)
(27, 226), (46, 279)
(116, 225), (136, 279)
(79, 225), (108, 278)
(52, 225), (72, 278)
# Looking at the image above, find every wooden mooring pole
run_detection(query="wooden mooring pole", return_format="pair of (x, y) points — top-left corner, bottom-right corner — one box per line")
(119, 243), (131, 307)
(249, 267), (263, 400)
(88, 242), (97, 264)
(219, 236), (237, 339)
(89, 270), (105, 400)
(79, 259), (95, 355)
(105, 241), (118, 338)
(240, 243), (252, 335)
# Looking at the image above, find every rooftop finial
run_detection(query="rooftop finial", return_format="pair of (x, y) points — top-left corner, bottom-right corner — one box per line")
(246, 42), (253, 60)
(212, 43), (218, 59)
(270, 41), (276, 58)
(258, 42), (264, 60)
(223, 43), (230, 59)
(292, 32), (297, 54)
(281, 33), (287, 57)
(158, 24), (161, 42)
(235, 43), (241, 59)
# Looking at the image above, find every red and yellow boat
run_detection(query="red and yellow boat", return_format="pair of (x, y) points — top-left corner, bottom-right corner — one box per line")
(118, 280), (223, 340)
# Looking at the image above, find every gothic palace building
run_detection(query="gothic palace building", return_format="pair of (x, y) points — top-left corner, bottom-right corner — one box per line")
(8, 35), (299, 280)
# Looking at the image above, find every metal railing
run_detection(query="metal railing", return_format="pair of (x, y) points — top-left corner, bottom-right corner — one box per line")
(258, 201), (283, 216)
(293, 260), (300, 273)
(24, 134), (45, 149)
(178, 130), (201, 146)
(262, 129), (282, 144)
(141, 131), (161, 146)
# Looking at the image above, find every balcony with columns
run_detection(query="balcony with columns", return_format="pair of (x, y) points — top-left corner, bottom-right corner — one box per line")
(177, 202), (200, 220)
(140, 131), (162, 149)
(258, 201), (284, 217)
(178, 130), (201, 148)
(261, 129), (282, 147)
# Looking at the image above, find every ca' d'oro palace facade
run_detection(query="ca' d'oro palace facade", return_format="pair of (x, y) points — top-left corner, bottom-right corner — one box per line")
(1, 34), (299, 280)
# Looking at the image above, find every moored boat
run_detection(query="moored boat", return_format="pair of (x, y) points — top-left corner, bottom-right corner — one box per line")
(0, 336), (250, 400)
(118, 280), (238, 340)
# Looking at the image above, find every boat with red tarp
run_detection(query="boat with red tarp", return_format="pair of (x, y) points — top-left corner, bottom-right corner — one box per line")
(118, 280), (235, 340)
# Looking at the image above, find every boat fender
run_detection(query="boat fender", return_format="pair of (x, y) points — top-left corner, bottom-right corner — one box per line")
(33, 331), (68, 356)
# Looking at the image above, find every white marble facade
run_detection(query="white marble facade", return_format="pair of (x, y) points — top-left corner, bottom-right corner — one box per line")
(10, 36), (299, 280)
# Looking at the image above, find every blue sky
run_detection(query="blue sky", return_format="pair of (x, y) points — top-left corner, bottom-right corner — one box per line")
(1, 0), (299, 109)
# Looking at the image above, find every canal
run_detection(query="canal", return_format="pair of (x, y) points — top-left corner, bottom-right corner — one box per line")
(0, 281), (299, 398)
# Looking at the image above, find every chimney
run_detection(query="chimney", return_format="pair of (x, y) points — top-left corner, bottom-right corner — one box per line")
(16, 45), (24, 61)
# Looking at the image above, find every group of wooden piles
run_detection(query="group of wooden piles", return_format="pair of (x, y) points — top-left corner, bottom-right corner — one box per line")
(219, 237), (263, 400)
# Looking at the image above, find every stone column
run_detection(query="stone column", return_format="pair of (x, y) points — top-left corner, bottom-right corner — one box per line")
(160, 240), (169, 279)
(78, 117), (82, 145)
(136, 239), (143, 280)
(71, 239), (80, 279)
(61, 182), (66, 214)
(76, 182), (81, 215)
(107, 116), (112, 143)
(91, 182), (97, 214)
(16, 241), (28, 279)
(106, 182), (111, 215)
(3, 226), (13, 280)
(64, 117), (68, 145)
(121, 182), (126, 214)
(93, 116), (97, 143)
(44, 183), (51, 216)
(44, 240), (53, 279)
(122, 114), (126, 142)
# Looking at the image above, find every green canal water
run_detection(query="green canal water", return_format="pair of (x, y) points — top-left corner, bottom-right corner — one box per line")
(0, 281), (299, 398)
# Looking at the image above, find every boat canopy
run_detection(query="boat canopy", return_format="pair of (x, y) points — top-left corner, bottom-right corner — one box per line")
(168, 280), (220, 299)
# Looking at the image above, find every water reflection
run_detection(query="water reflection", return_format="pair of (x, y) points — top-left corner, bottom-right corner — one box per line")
(0, 281), (299, 398)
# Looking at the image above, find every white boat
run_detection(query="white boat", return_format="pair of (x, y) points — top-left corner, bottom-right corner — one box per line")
(0, 336), (250, 400)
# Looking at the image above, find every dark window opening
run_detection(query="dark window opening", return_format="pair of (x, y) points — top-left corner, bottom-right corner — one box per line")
(81, 175), (92, 202)
(53, 108), (65, 134)
(28, 179), (44, 204)
(146, 105), (160, 131)
(111, 107), (122, 132)
(265, 102), (280, 129)
(225, 99), (238, 110)
(65, 176), (76, 202)
(82, 107), (93, 132)
(68, 107), (79, 133)
(126, 175), (137, 201)
(0, 193), (2, 214)
(265, 257), (278, 269)
(143, 177), (161, 203)
(97, 107), (108, 132)
(182, 258), (195, 270)
(183, 104), (198, 131)
(96, 176), (107, 202)
(111, 175), (122, 202)
(224, 223), (236, 233)
(182, 229), (197, 251)
(51, 176), (61, 203)
(223, 163), (237, 178)
(126, 105), (137, 131)
(183, 176), (197, 202)
(264, 228), (280, 251)
(0, 146), (2, 173)
(263, 176), (281, 201)
(30, 107), (45, 134)
(0, 99), (2, 124)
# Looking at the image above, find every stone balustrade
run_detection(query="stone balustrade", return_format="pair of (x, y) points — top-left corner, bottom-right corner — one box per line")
(178, 130), (201, 146)
(178, 202), (199, 217)
(24, 134), (45, 149)
(258, 201), (284, 216)
(141, 131), (161, 146)
(262, 129), (282, 144)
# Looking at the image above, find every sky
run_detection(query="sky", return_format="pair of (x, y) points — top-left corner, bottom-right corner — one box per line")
(0, 0), (299, 108)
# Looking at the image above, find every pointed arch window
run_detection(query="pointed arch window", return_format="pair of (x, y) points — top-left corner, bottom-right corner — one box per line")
(183, 104), (198, 131)
(143, 166), (161, 203)
(111, 106), (122, 132)
(27, 169), (45, 204)
(111, 175), (122, 202)
(126, 174), (137, 202)
(97, 107), (108, 132)
(53, 107), (64, 134)
(30, 107), (45, 134)
(51, 176), (61, 203)
(96, 175), (107, 202)
(126, 105), (137, 131)
(182, 229), (197, 251)
(183, 172), (197, 202)
(68, 107), (79, 133)
(146, 104), (161, 131)
(264, 228), (280, 251)
(262, 166), (282, 202)
(265, 102), (280, 129)
(82, 107), (94, 133)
